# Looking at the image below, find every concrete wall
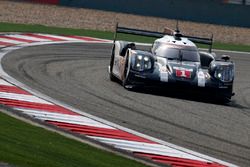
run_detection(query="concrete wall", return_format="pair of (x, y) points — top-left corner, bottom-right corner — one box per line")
(28, 0), (250, 27)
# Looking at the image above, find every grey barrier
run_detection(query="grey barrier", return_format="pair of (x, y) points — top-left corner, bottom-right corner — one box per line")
(59, 0), (250, 27)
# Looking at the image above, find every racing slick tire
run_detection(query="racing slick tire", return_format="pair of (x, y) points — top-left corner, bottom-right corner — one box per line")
(216, 85), (234, 103)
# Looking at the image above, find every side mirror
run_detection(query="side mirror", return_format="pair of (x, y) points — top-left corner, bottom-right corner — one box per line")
(221, 55), (230, 61)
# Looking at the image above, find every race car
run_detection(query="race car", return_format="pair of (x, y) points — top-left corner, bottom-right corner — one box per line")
(108, 24), (235, 101)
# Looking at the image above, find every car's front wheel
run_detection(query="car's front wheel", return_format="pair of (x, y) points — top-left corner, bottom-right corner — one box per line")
(122, 55), (133, 89)
(217, 85), (234, 103)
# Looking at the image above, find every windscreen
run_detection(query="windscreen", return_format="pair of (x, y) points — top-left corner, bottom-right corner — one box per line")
(155, 46), (200, 62)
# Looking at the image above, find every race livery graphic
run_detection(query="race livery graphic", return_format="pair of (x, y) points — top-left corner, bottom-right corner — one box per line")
(108, 23), (235, 101)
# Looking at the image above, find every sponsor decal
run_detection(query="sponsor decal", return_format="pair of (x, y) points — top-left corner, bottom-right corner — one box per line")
(173, 67), (193, 78)
(197, 71), (206, 87)
(176, 69), (191, 78)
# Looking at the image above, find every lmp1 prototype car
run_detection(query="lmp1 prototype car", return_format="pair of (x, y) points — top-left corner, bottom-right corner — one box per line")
(108, 24), (235, 101)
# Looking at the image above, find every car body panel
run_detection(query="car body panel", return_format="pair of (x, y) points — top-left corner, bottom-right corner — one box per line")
(109, 26), (235, 100)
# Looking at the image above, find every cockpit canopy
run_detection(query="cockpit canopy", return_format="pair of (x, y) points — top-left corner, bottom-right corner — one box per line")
(152, 43), (200, 62)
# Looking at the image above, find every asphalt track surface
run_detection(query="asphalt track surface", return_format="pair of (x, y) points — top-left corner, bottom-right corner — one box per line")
(2, 43), (250, 167)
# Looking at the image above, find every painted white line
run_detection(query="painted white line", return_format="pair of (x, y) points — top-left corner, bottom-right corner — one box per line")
(15, 108), (115, 129)
(0, 78), (13, 86)
(0, 39), (238, 167)
(135, 42), (151, 46)
(6, 34), (50, 42)
(199, 48), (250, 55)
(0, 92), (52, 104)
(89, 136), (210, 162)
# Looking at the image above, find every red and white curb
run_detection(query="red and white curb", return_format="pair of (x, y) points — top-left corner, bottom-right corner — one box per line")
(0, 34), (237, 167)
(0, 33), (110, 47)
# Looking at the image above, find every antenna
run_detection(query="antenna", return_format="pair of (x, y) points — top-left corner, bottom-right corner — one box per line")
(176, 20), (180, 33)
(174, 20), (182, 39)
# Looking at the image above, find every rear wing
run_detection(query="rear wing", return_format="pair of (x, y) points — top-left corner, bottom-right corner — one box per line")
(114, 25), (164, 39)
(113, 23), (213, 52)
(184, 34), (213, 53)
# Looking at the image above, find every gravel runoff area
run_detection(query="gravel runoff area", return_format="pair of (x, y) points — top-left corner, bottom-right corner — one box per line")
(0, 0), (250, 45)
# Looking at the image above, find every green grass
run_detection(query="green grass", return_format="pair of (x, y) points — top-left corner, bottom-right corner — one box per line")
(212, 42), (250, 52)
(0, 112), (148, 167)
(1, 22), (249, 52)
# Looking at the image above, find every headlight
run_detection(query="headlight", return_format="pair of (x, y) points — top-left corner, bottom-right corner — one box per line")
(205, 72), (211, 80)
(214, 65), (234, 82)
(132, 54), (153, 71)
